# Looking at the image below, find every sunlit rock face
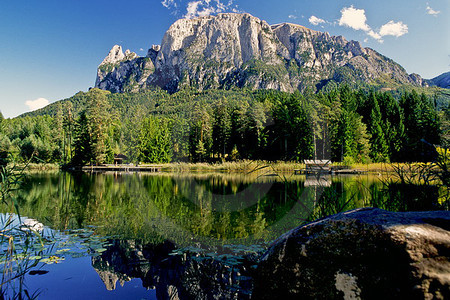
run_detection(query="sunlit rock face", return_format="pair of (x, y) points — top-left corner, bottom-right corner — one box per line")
(95, 45), (155, 93)
(95, 13), (426, 94)
(254, 208), (450, 299)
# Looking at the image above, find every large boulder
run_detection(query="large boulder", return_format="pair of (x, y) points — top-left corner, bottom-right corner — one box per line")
(253, 208), (450, 299)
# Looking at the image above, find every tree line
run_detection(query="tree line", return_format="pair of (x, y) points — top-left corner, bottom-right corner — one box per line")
(0, 86), (445, 166)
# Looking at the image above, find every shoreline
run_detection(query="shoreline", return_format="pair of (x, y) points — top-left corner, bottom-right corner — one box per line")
(16, 161), (410, 174)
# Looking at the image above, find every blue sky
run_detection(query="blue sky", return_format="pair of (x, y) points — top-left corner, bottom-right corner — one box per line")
(0, 0), (448, 118)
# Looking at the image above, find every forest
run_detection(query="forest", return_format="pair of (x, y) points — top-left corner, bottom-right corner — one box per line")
(0, 86), (447, 166)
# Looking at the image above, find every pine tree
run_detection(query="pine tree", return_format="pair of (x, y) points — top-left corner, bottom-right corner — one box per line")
(85, 89), (112, 165)
(195, 140), (207, 162)
(244, 101), (267, 159)
(63, 102), (74, 163)
(189, 104), (212, 162)
(71, 111), (92, 166)
(212, 100), (231, 159)
(270, 94), (314, 161)
(369, 107), (389, 162)
(139, 117), (173, 163)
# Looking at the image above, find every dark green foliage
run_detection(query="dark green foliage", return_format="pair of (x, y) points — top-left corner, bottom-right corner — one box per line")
(71, 89), (113, 166)
(139, 117), (173, 163)
(212, 100), (232, 159)
(189, 104), (212, 162)
(267, 93), (314, 161)
(71, 111), (93, 166)
(367, 93), (389, 162)
(1, 86), (444, 165)
(399, 91), (441, 161)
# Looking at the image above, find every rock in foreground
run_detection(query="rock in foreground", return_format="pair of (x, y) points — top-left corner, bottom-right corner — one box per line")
(253, 208), (450, 299)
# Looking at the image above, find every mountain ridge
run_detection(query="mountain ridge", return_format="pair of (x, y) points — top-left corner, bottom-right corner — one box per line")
(427, 72), (450, 89)
(93, 13), (426, 93)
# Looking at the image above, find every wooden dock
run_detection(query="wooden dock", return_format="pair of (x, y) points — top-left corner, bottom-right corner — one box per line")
(294, 160), (331, 175)
(294, 160), (366, 175)
(81, 165), (162, 173)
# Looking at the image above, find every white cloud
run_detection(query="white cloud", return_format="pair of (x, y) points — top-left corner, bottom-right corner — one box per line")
(337, 5), (408, 43)
(367, 30), (382, 41)
(288, 14), (297, 20)
(309, 15), (326, 26)
(185, 1), (202, 18)
(426, 4), (440, 16)
(162, 0), (238, 19)
(25, 98), (49, 111)
(161, 0), (176, 8)
(338, 6), (370, 31)
(379, 21), (408, 37)
(185, 0), (221, 18)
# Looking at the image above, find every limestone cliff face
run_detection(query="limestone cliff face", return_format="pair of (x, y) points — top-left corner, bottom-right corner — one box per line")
(95, 45), (155, 93)
(151, 13), (291, 92)
(95, 13), (426, 93)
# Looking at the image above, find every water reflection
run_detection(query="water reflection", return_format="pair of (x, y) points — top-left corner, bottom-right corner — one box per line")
(91, 239), (255, 299)
(9, 172), (449, 243)
(1, 171), (448, 298)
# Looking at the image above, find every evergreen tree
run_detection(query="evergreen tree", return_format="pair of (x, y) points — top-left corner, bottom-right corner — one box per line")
(71, 111), (93, 165)
(63, 101), (74, 164)
(269, 94), (314, 161)
(400, 91), (440, 161)
(139, 117), (173, 163)
(229, 101), (249, 158)
(368, 102), (389, 162)
(189, 104), (212, 162)
(244, 101), (267, 159)
(195, 140), (207, 162)
(212, 100), (231, 159)
(85, 89), (112, 164)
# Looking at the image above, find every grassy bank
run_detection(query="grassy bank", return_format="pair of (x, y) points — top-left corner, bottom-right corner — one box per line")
(10, 161), (435, 175)
(15, 163), (60, 172)
(144, 161), (399, 174)
(152, 160), (303, 173)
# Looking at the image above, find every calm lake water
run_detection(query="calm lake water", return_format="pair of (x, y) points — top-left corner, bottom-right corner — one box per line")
(1, 171), (448, 299)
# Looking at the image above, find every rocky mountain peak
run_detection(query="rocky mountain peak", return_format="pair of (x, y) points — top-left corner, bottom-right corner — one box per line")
(158, 12), (278, 67)
(100, 45), (125, 65)
(95, 13), (427, 93)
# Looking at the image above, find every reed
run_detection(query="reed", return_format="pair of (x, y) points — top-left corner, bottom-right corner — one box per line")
(0, 161), (42, 299)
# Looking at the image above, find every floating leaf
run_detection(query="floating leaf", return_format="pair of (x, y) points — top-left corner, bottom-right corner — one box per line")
(68, 252), (84, 258)
(56, 249), (71, 254)
(28, 256), (42, 260)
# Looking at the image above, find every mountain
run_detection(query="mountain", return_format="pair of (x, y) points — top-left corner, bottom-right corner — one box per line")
(94, 13), (426, 93)
(427, 72), (450, 89)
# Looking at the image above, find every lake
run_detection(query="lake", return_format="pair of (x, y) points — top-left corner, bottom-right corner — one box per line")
(1, 171), (447, 299)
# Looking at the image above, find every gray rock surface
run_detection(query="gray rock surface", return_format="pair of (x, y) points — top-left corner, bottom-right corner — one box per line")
(95, 45), (154, 93)
(95, 13), (427, 93)
(253, 208), (450, 300)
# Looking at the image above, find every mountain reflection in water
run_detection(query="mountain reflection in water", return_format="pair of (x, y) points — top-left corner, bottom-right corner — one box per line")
(92, 239), (255, 299)
(1, 171), (447, 298)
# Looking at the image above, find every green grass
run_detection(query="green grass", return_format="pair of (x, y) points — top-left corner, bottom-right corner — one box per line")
(143, 160), (402, 174)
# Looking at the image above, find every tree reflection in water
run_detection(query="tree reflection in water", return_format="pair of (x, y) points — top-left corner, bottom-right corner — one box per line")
(1, 171), (447, 298)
